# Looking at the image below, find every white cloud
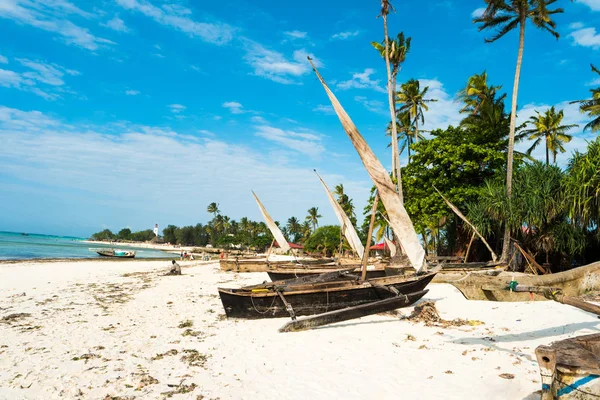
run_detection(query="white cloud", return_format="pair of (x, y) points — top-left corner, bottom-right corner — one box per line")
(168, 104), (186, 113)
(587, 77), (600, 86)
(222, 101), (244, 114)
(243, 40), (320, 84)
(0, 0), (114, 51)
(0, 58), (79, 100)
(125, 89), (140, 95)
(569, 22), (585, 30)
(312, 105), (334, 114)
(0, 106), (367, 233)
(516, 101), (593, 166)
(471, 7), (485, 18)
(101, 16), (130, 32)
(331, 31), (360, 40)
(337, 68), (386, 93)
(576, 0), (600, 11)
(250, 115), (267, 124)
(0, 54), (7, 64)
(255, 125), (324, 157)
(569, 27), (600, 49)
(284, 30), (307, 39)
(116, 0), (235, 45)
(414, 78), (462, 133)
(354, 96), (385, 114)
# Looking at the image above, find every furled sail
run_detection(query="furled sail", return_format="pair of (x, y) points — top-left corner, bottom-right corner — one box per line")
(307, 58), (426, 273)
(252, 191), (291, 253)
(314, 170), (364, 259)
(383, 236), (397, 258)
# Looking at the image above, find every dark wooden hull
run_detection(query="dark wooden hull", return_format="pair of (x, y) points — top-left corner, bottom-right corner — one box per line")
(267, 268), (386, 281)
(218, 272), (436, 319)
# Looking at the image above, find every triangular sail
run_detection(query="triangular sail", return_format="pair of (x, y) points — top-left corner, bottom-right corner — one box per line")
(308, 58), (426, 272)
(252, 191), (291, 253)
(314, 171), (364, 259)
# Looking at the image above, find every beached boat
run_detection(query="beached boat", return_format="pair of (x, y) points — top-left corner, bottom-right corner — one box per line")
(219, 257), (335, 272)
(218, 270), (436, 319)
(267, 266), (386, 281)
(435, 261), (600, 301)
(217, 62), (437, 329)
(536, 333), (600, 399)
(95, 249), (136, 258)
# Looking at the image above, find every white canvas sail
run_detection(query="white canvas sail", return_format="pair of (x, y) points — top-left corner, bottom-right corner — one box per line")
(308, 58), (426, 272)
(314, 171), (364, 259)
(383, 236), (397, 257)
(252, 191), (291, 253)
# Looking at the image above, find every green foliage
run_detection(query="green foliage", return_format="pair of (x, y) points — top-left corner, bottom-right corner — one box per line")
(564, 137), (600, 233)
(571, 64), (600, 132)
(90, 229), (114, 241)
(117, 228), (131, 240)
(403, 125), (507, 234)
(523, 106), (577, 164)
(303, 226), (341, 256)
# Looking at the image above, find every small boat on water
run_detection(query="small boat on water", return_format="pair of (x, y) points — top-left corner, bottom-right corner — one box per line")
(218, 269), (436, 319)
(536, 333), (600, 399)
(95, 249), (136, 258)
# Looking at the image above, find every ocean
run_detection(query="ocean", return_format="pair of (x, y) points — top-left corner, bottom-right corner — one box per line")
(0, 231), (175, 260)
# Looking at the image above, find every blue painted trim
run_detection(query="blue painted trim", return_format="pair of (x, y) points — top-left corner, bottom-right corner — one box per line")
(557, 374), (600, 397)
(542, 384), (551, 390)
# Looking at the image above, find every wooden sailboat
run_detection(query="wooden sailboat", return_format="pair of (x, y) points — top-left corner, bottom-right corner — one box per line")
(95, 249), (136, 258)
(266, 170), (385, 281)
(219, 191), (334, 272)
(217, 59), (436, 330)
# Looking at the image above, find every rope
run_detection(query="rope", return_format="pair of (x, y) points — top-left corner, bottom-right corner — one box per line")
(250, 293), (279, 315)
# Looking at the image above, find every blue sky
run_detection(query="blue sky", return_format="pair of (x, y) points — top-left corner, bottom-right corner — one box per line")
(0, 0), (598, 237)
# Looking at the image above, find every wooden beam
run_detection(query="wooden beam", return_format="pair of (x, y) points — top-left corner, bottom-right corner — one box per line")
(361, 192), (379, 281)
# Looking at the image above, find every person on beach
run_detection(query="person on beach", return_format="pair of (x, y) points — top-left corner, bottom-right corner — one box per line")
(167, 260), (181, 275)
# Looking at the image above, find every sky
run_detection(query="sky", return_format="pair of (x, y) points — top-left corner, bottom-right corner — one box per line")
(0, 0), (598, 237)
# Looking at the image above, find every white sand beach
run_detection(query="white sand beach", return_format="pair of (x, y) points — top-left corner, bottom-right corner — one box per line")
(1, 260), (599, 400)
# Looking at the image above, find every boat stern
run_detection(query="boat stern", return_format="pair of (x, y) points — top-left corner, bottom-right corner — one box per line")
(536, 345), (557, 400)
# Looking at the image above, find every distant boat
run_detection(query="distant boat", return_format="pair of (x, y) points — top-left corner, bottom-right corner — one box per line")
(20, 233), (29, 236)
(95, 249), (136, 258)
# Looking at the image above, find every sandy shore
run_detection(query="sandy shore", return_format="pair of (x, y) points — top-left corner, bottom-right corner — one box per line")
(1, 260), (599, 400)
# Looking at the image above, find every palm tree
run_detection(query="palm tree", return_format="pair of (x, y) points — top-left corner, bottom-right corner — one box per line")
(386, 112), (421, 160)
(571, 64), (600, 133)
(474, 0), (563, 262)
(286, 217), (301, 242)
(458, 71), (505, 115)
(524, 106), (578, 164)
(372, 29), (412, 193)
(306, 207), (322, 232)
(300, 221), (312, 242)
(334, 184), (345, 200)
(396, 79), (437, 144)
(207, 202), (220, 218)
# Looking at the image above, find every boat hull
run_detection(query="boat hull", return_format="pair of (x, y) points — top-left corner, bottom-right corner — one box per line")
(535, 333), (600, 399)
(267, 267), (386, 281)
(438, 262), (600, 301)
(218, 272), (436, 319)
(96, 250), (136, 258)
(219, 258), (336, 272)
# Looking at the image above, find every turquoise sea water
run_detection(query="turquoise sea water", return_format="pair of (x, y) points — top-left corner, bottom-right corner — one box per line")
(0, 231), (175, 260)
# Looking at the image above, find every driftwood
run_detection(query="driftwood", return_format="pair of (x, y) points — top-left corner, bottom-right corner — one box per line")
(513, 285), (600, 316)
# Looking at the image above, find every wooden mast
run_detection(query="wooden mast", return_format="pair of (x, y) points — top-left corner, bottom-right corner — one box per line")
(361, 192), (379, 281)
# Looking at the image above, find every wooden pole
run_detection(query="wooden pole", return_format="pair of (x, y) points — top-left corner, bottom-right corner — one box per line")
(464, 231), (476, 263)
(265, 239), (275, 261)
(361, 192), (379, 281)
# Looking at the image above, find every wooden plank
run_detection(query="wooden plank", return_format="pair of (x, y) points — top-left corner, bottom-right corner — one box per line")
(279, 289), (428, 332)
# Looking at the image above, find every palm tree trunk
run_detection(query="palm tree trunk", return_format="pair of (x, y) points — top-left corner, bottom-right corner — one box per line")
(500, 18), (526, 264)
(382, 15), (403, 203)
(407, 136), (412, 160)
(545, 139), (549, 165)
(392, 74), (403, 201)
(415, 118), (419, 144)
